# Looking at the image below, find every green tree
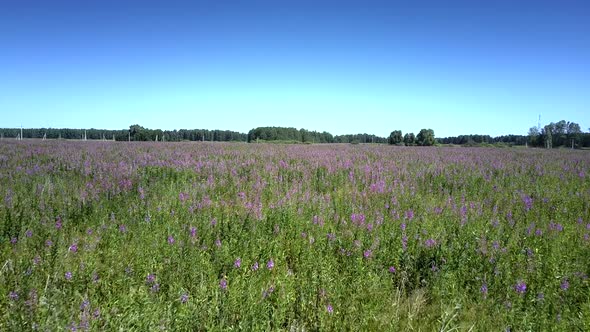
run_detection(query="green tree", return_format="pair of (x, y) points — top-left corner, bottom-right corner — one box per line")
(129, 124), (147, 141)
(528, 127), (540, 147)
(542, 125), (553, 148)
(388, 130), (403, 145)
(403, 133), (415, 146)
(416, 129), (435, 146)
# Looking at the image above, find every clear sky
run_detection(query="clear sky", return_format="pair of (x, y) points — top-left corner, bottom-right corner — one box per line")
(1, 0), (588, 137)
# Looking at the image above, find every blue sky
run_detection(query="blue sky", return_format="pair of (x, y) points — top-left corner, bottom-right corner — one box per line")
(1, 0), (588, 137)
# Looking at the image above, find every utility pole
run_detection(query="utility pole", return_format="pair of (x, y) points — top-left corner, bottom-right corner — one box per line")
(113, 134), (115, 141)
(128, 132), (131, 142)
(20, 125), (23, 141)
(84, 130), (87, 141)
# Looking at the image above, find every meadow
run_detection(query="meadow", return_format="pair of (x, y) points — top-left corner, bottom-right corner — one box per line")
(1, 141), (589, 331)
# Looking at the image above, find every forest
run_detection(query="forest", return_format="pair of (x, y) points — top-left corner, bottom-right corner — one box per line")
(1, 119), (589, 148)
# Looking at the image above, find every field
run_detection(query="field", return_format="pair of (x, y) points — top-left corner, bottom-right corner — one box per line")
(1, 141), (589, 331)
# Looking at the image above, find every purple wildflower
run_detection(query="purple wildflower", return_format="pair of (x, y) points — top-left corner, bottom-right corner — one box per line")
(266, 259), (274, 270)
(119, 224), (126, 233)
(80, 298), (90, 311)
(180, 293), (189, 303)
(363, 249), (372, 259)
(189, 227), (197, 237)
(327, 233), (336, 241)
(167, 235), (175, 245)
(514, 281), (526, 294)
(388, 266), (396, 273)
(252, 261), (259, 271)
(219, 278), (227, 290)
(263, 286), (275, 299)
(25, 230), (33, 238)
(522, 195), (533, 211)
(405, 209), (414, 220)
(424, 238), (436, 248)
(10, 237), (17, 244)
(150, 283), (160, 293)
(234, 257), (241, 268)
(215, 238), (222, 248)
(65, 271), (73, 281)
(9, 291), (19, 301)
(69, 243), (78, 253)
(146, 273), (156, 284)
(45, 239), (53, 247)
(481, 283), (488, 298)
(326, 304), (334, 314)
(560, 278), (569, 291)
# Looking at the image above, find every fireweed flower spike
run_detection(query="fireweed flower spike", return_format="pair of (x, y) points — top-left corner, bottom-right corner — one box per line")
(515, 281), (527, 294)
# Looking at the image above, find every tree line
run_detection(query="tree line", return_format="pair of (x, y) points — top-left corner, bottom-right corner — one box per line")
(527, 120), (588, 148)
(246, 127), (389, 144)
(388, 129), (435, 146)
(438, 134), (528, 146)
(0, 126), (247, 142)
(2, 120), (589, 148)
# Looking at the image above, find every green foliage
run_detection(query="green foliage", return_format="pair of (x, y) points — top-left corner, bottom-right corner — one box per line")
(403, 132), (415, 146)
(334, 133), (387, 144)
(416, 129), (435, 146)
(388, 130), (403, 145)
(247, 127), (334, 143)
